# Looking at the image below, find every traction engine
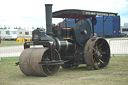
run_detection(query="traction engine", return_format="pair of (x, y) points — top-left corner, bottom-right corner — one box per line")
(17, 4), (117, 76)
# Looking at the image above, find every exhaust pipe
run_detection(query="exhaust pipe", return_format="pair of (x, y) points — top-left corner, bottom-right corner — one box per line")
(45, 4), (53, 35)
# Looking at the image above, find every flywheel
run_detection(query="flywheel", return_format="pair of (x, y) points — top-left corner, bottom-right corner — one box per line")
(73, 20), (91, 46)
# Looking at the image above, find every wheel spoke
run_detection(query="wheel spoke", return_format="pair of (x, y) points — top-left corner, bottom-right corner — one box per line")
(98, 47), (101, 51)
(99, 55), (102, 58)
(98, 43), (102, 49)
(94, 56), (100, 65)
(100, 52), (106, 54)
(46, 66), (52, 74)
(93, 47), (96, 51)
(99, 59), (104, 64)
(96, 62), (99, 66)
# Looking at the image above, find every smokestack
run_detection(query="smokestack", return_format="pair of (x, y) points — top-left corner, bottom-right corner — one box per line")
(45, 4), (53, 35)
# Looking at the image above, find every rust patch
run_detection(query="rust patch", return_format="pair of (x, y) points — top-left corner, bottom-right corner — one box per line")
(91, 37), (96, 41)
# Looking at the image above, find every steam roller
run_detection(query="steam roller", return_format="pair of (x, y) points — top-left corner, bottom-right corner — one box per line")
(16, 4), (118, 77)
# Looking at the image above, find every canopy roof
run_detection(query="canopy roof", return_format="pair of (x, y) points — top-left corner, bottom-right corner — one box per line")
(52, 9), (118, 19)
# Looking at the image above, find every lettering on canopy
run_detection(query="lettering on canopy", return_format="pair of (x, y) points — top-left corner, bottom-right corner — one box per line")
(82, 11), (116, 16)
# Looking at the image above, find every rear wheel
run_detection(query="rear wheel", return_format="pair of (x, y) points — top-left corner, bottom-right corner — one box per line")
(84, 37), (110, 70)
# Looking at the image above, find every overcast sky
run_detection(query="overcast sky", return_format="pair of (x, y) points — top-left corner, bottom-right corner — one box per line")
(0, 0), (127, 28)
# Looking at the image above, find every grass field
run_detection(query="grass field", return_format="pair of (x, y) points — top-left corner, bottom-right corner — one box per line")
(0, 56), (128, 85)
(0, 40), (23, 47)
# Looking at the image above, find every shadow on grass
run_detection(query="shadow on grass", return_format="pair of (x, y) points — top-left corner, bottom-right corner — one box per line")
(15, 65), (89, 78)
(59, 65), (88, 72)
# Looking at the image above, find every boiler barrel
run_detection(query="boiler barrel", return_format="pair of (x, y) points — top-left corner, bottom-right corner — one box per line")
(62, 28), (73, 39)
(56, 38), (76, 54)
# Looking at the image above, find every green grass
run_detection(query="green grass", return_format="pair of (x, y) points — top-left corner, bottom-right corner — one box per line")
(0, 57), (19, 62)
(0, 40), (23, 47)
(0, 56), (128, 85)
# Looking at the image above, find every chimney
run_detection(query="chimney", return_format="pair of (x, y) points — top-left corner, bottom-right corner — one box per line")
(45, 4), (53, 35)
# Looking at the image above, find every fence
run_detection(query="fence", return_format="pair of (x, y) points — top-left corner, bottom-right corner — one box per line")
(109, 38), (128, 56)
(0, 38), (128, 58)
(0, 41), (43, 58)
(0, 42), (24, 58)
(0, 45), (23, 57)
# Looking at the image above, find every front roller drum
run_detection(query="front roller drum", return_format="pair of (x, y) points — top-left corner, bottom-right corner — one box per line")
(19, 48), (60, 77)
(84, 37), (110, 70)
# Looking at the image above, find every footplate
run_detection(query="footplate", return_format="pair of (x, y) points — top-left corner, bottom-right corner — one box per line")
(38, 60), (68, 65)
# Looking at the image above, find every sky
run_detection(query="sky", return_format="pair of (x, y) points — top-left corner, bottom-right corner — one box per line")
(0, 0), (127, 28)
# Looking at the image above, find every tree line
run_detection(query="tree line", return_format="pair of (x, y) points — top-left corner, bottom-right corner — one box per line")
(0, 26), (45, 30)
